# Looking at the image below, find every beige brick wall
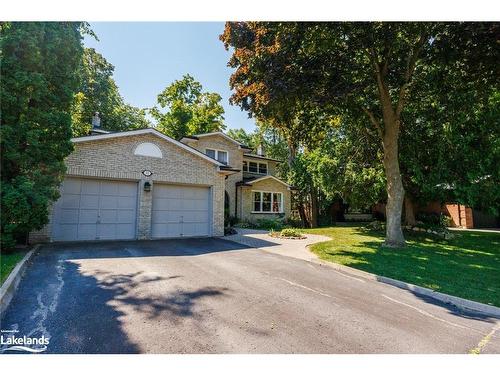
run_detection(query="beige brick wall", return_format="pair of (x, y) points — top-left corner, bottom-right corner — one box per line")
(30, 133), (225, 242)
(238, 178), (291, 223)
(186, 134), (243, 218)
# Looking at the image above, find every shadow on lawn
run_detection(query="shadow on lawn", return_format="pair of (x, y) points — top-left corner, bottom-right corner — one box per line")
(322, 227), (500, 317)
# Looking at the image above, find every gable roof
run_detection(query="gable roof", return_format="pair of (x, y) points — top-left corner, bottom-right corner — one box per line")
(180, 131), (253, 150)
(71, 128), (225, 167)
(237, 175), (292, 189)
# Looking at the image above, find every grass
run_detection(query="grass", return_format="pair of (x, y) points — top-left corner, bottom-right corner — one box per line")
(0, 250), (28, 285)
(302, 225), (500, 307)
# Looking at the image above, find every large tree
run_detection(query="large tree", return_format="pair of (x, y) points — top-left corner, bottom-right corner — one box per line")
(71, 47), (150, 136)
(151, 74), (225, 139)
(221, 22), (498, 247)
(1, 22), (86, 248)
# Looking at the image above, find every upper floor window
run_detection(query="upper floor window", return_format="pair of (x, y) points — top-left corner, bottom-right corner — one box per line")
(206, 148), (228, 165)
(243, 160), (267, 175)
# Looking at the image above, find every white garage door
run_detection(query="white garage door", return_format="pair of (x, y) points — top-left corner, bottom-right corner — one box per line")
(152, 184), (210, 238)
(52, 178), (138, 241)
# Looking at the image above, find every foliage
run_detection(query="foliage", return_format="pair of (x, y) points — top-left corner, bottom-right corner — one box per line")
(151, 74), (225, 139)
(255, 218), (285, 231)
(221, 22), (499, 246)
(71, 48), (150, 136)
(305, 225), (500, 306)
(278, 228), (303, 238)
(1, 22), (86, 248)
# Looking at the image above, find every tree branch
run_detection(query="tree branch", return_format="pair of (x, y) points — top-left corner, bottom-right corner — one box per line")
(395, 33), (427, 118)
(363, 108), (383, 139)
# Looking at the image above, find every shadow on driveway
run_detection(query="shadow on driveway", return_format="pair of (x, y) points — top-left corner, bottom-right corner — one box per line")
(1, 238), (235, 354)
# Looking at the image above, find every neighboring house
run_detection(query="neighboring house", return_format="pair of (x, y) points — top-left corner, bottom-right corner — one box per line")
(30, 128), (292, 243)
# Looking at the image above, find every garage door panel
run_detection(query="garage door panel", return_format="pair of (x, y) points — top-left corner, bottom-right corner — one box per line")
(60, 209), (80, 224)
(100, 181), (120, 196)
(55, 225), (78, 241)
(61, 194), (81, 209)
(100, 196), (118, 209)
(152, 184), (210, 238)
(118, 183), (138, 196)
(118, 196), (136, 209)
(117, 209), (136, 223)
(80, 194), (99, 209)
(78, 224), (98, 240)
(99, 209), (117, 223)
(183, 199), (209, 210)
(152, 223), (183, 238)
(62, 179), (81, 195)
(182, 223), (209, 236)
(116, 223), (135, 238)
(81, 180), (100, 194)
(52, 178), (137, 241)
(79, 209), (99, 224)
(181, 211), (207, 222)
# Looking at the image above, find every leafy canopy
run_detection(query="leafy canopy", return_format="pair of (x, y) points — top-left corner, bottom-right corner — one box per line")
(1, 22), (86, 248)
(151, 74), (225, 139)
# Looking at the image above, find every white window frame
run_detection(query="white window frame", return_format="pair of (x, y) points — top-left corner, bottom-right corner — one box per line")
(206, 148), (229, 165)
(244, 159), (268, 175)
(251, 191), (284, 213)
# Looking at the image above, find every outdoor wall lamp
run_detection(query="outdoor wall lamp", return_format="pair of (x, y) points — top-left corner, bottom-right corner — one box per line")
(143, 181), (152, 191)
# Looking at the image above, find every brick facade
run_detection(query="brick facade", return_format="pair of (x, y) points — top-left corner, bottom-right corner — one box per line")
(30, 131), (226, 242)
(188, 134), (243, 218)
(182, 133), (291, 224)
(238, 178), (292, 223)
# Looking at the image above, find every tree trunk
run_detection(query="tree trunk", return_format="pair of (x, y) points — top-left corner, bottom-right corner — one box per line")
(382, 120), (406, 247)
(310, 189), (319, 228)
(298, 202), (309, 228)
(404, 194), (416, 226)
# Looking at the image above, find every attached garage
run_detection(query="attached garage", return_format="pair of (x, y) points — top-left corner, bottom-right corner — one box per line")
(52, 177), (138, 241)
(152, 184), (211, 238)
(29, 128), (230, 243)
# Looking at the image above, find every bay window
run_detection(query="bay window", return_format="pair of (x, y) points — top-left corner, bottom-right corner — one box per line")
(252, 191), (283, 213)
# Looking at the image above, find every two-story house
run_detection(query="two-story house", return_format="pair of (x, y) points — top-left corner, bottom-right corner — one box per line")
(29, 128), (292, 243)
(180, 132), (292, 222)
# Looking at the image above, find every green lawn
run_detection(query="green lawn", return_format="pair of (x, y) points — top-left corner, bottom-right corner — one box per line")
(0, 250), (28, 285)
(303, 226), (500, 307)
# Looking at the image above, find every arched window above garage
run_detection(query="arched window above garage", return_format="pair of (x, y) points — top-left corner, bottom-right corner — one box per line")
(134, 142), (163, 158)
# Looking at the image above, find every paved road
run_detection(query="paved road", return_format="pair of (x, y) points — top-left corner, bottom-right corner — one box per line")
(1, 238), (499, 353)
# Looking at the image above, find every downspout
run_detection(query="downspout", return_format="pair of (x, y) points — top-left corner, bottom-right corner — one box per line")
(235, 185), (238, 218)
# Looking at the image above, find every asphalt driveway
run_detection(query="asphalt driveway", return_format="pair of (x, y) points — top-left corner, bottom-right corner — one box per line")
(1, 238), (499, 353)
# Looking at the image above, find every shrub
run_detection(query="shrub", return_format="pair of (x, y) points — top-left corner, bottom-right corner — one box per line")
(255, 218), (284, 231)
(280, 228), (303, 238)
(366, 220), (385, 231)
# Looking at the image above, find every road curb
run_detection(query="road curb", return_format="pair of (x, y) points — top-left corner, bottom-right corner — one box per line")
(0, 244), (40, 317)
(306, 245), (500, 319)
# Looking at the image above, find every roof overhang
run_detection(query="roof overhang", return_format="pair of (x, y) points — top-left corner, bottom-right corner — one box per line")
(237, 175), (293, 189)
(181, 131), (253, 150)
(71, 128), (225, 168)
(243, 153), (282, 162)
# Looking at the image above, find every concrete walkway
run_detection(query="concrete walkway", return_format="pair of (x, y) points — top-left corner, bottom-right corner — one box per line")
(224, 228), (330, 262)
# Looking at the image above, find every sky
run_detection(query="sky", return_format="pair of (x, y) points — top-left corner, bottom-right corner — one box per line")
(84, 22), (256, 132)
